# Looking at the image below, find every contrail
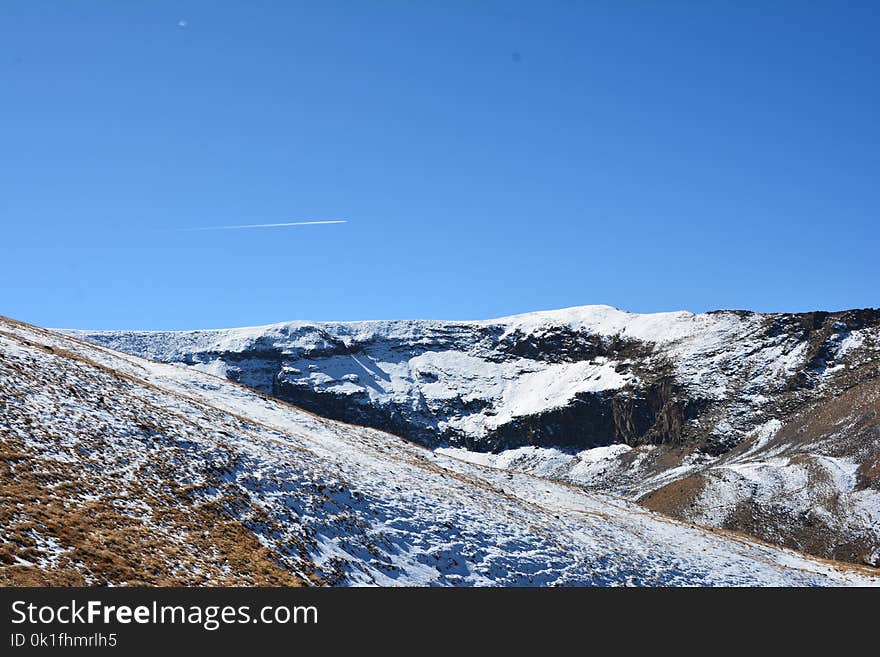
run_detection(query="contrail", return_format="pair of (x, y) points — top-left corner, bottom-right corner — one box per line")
(174, 220), (347, 232)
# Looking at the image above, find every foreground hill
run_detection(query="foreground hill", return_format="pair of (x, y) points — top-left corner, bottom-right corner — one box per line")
(71, 305), (880, 566)
(2, 316), (877, 585)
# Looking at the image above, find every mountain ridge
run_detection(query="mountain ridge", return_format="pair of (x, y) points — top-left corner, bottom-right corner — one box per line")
(59, 303), (880, 333)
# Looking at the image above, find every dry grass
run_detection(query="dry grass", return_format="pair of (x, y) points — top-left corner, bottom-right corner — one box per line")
(0, 320), (316, 587)
(639, 473), (706, 517)
(0, 431), (308, 586)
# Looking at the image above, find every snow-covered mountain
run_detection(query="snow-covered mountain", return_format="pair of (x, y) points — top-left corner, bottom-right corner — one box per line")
(2, 315), (878, 586)
(71, 305), (880, 567)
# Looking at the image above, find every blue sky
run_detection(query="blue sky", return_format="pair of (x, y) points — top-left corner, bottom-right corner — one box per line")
(2, 1), (878, 329)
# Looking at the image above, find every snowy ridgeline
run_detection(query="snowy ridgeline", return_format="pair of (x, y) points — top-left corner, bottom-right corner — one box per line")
(68, 305), (878, 447)
(68, 306), (705, 434)
(2, 317), (878, 586)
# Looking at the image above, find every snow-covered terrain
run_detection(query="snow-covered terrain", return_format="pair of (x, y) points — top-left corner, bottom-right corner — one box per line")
(3, 315), (878, 586)
(71, 305), (880, 450)
(70, 305), (880, 566)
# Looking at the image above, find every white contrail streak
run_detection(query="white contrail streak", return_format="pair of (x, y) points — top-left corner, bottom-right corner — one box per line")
(175, 220), (347, 232)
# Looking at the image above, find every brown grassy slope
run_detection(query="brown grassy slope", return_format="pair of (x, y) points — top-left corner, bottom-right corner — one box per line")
(0, 323), (309, 586)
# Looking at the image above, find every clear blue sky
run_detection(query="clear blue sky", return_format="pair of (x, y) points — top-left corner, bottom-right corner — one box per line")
(3, 1), (878, 329)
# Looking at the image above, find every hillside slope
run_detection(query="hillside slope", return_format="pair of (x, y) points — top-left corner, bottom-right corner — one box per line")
(3, 316), (877, 586)
(71, 305), (880, 566)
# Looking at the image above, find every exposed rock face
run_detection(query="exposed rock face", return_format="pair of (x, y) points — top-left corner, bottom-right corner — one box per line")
(73, 306), (880, 451)
(70, 305), (880, 566)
